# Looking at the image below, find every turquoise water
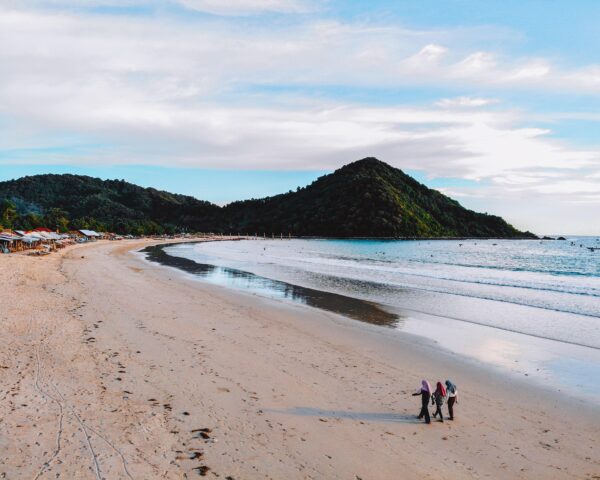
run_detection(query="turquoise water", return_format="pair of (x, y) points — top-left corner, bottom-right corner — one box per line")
(165, 237), (600, 348)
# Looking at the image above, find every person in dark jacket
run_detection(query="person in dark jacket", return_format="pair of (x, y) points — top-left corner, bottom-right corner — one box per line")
(445, 380), (458, 420)
(412, 380), (431, 424)
(432, 381), (446, 422)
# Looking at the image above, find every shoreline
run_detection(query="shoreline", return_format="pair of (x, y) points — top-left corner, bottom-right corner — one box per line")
(1, 239), (598, 479)
(145, 240), (600, 404)
(140, 242), (399, 326)
(245, 236), (542, 240)
(143, 241), (598, 343)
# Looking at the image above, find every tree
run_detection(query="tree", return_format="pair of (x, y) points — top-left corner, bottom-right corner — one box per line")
(17, 212), (44, 231)
(0, 199), (18, 229)
(43, 208), (70, 233)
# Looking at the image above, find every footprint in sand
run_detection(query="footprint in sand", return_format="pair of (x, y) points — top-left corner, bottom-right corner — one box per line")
(194, 465), (210, 476)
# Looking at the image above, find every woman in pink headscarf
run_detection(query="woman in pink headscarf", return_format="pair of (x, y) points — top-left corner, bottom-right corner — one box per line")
(412, 380), (431, 424)
(432, 381), (447, 422)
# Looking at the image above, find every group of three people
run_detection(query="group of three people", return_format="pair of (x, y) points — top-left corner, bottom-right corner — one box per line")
(413, 379), (458, 423)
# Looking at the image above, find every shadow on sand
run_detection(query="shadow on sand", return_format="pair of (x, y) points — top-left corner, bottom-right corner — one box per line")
(268, 407), (422, 424)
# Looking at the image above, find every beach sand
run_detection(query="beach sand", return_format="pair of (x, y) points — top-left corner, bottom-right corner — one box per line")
(0, 239), (598, 479)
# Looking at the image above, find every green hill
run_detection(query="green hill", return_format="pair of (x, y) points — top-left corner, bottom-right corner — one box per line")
(223, 158), (535, 238)
(0, 158), (536, 238)
(0, 174), (221, 234)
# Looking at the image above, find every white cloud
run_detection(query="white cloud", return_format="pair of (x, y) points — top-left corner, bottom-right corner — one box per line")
(409, 44), (448, 63)
(435, 182), (600, 234)
(565, 66), (600, 90)
(174, 0), (313, 15)
(9, 0), (315, 15)
(507, 59), (551, 80)
(435, 97), (499, 108)
(0, 7), (597, 176)
(453, 51), (497, 77)
(4, 0), (151, 8)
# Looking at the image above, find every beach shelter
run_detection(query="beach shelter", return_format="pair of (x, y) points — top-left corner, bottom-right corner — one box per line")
(0, 232), (24, 253)
(78, 229), (101, 241)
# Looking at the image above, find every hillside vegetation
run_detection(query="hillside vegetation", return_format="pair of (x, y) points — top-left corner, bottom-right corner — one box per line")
(223, 158), (535, 238)
(0, 158), (535, 238)
(0, 174), (220, 235)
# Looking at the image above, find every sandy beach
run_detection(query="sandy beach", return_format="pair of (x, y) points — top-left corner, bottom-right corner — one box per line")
(0, 239), (598, 479)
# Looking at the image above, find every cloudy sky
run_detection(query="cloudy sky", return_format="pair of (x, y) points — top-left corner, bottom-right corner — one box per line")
(1, 0), (599, 234)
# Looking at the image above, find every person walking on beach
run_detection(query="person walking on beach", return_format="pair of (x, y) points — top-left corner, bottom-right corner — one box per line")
(445, 380), (458, 420)
(432, 381), (446, 422)
(412, 380), (431, 424)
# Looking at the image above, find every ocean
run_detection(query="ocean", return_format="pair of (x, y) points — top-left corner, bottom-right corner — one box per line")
(144, 237), (600, 399)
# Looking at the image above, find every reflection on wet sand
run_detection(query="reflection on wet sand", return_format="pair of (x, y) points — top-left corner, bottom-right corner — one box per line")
(143, 244), (399, 327)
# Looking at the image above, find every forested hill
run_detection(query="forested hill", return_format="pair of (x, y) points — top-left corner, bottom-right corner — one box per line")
(223, 158), (535, 238)
(0, 158), (536, 238)
(0, 174), (221, 234)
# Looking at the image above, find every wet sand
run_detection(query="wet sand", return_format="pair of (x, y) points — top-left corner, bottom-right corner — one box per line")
(0, 239), (598, 479)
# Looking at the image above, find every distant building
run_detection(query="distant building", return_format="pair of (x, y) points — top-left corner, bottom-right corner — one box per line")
(78, 229), (101, 241)
(1, 228), (71, 253)
(0, 232), (23, 253)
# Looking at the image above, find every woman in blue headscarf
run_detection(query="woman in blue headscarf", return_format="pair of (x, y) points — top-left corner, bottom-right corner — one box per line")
(445, 380), (458, 420)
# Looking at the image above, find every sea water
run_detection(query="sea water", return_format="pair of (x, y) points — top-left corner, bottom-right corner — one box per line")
(153, 237), (600, 399)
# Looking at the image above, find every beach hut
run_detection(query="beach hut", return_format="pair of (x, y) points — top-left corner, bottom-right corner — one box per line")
(20, 236), (42, 250)
(12, 230), (43, 251)
(0, 232), (24, 253)
(78, 229), (101, 241)
(0, 233), (13, 253)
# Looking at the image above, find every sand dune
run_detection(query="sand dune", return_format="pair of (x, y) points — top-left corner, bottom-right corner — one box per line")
(0, 240), (598, 479)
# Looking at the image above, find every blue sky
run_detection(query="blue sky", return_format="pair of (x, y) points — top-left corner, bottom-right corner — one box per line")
(1, 0), (599, 234)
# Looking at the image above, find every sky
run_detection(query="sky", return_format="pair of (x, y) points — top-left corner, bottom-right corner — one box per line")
(1, 1), (599, 234)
